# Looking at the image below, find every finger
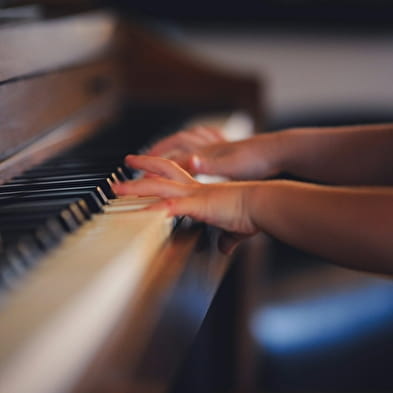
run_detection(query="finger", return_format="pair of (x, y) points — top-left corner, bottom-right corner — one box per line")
(143, 172), (161, 178)
(189, 153), (221, 175)
(177, 131), (210, 150)
(145, 132), (194, 156)
(144, 196), (203, 221)
(146, 127), (220, 157)
(125, 155), (195, 184)
(146, 195), (238, 231)
(194, 126), (225, 143)
(189, 145), (234, 176)
(112, 178), (191, 198)
(167, 152), (194, 173)
(161, 148), (184, 160)
(144, 134), (182, 156)
(147, 198), (248, 253)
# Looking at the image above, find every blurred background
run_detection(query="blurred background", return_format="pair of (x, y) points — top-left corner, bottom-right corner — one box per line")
(3, 0), (392, 391)
(119, 2), (393, 393)
(117, 3), (393, 393)
(121, 0), (393, 130)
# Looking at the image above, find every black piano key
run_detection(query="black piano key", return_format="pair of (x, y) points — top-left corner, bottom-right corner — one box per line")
(58, 209), (80, 232)
(0, 186), (109, 206)
(3, 251), (28, 279)
(23, 163), (132, 180)
(0, 177), (110, 187)
(10, 172), (120, 185)
(0, 178), (116, 199)
(14, 238), (43, 266)
(1, 218), (66, 246)
(0, 218), (64, 238)
(0, 239), (44, 290)
(28, 226), (60, 250)
(0, 251), (23, 289)
(0, 192), (103, 214)
(72, 200), (91, 219)
(1, 227), (58, 251)
(0, 102), (195, 294)
(0, 209), (79, 233)
(1, 237), (42, 267)
(0, 199), (84, 213)
(33, 162), (118, 171)
(6, 198), (93, 220)
(0, 202), (87, 227)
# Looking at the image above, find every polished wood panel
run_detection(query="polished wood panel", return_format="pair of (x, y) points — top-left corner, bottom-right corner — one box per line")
(0, 93), (119, 185)
(0, 60), (120, 165)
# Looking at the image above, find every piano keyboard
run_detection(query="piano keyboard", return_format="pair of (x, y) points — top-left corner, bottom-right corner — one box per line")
(0, 109), (253, 293)
(0, 164), (175, 393)
(0, 202), (172, 393)
(0, 157), (132, 292)
(0, 106), (189, 393)
(0, 164), (173, 393)
(0, 104), (175, 292)
(0, 107), (253, 393)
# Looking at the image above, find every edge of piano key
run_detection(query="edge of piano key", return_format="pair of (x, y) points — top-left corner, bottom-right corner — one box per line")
(0, 209), (172, 393)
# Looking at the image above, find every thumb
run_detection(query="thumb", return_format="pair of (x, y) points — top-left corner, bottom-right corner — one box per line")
(144, 196), (202, 220)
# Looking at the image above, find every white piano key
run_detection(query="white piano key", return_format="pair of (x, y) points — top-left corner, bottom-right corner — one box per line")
(0, 202), (172, 393)
(104, 196), (162, 213)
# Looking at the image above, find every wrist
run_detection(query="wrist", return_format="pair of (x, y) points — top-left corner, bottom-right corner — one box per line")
(246, 180), (294, 234)
(251, 132), (289, 178)
(245, 181), (277, 232)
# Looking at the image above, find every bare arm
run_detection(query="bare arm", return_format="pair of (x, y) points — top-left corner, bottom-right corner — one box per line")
(276, 123), (393, 185)
(250, 180), (393, 273)
(116, 155), (393, 274)
(146, 123), (393, 185)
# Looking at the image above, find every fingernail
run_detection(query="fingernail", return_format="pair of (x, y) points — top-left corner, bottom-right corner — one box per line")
(191, 154), (201, 171)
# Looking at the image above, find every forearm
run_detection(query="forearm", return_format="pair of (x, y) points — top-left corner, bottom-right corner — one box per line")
(268, 123), (393, 185)
(250, 180), (393, 273)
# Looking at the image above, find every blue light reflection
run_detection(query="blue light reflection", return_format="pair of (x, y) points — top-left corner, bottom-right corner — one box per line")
(251, 282), (393, 355)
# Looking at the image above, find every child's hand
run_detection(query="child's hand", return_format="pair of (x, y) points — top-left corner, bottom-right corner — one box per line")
(125, 154), (196, 184)
(146, 127), (283, 181)
(145, 126), (225, 161)
(183, 134), (282, 180)
(115, 155), (261, 254)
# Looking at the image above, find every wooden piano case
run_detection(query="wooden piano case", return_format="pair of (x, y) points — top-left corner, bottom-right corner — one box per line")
(0, 6), (264, 393)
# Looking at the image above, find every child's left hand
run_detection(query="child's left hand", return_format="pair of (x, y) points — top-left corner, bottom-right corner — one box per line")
(113, 155), (261, 254)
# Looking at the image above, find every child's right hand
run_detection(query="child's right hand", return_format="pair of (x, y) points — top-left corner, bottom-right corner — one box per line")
(146, 126), (284, 180)
(116, 155), (263, 254)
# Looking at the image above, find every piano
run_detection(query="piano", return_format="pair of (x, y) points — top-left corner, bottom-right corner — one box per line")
(0, 7), (263, 393)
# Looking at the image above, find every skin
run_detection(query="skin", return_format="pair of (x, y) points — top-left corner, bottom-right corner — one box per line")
(113, 154), (393, 274)
(145, 125), (225, 161)
(112, 123), (393, 274)
(144, 123), (393, 185)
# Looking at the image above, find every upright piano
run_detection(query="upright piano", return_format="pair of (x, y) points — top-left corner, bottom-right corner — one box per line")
(0, 6), (263, 393)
